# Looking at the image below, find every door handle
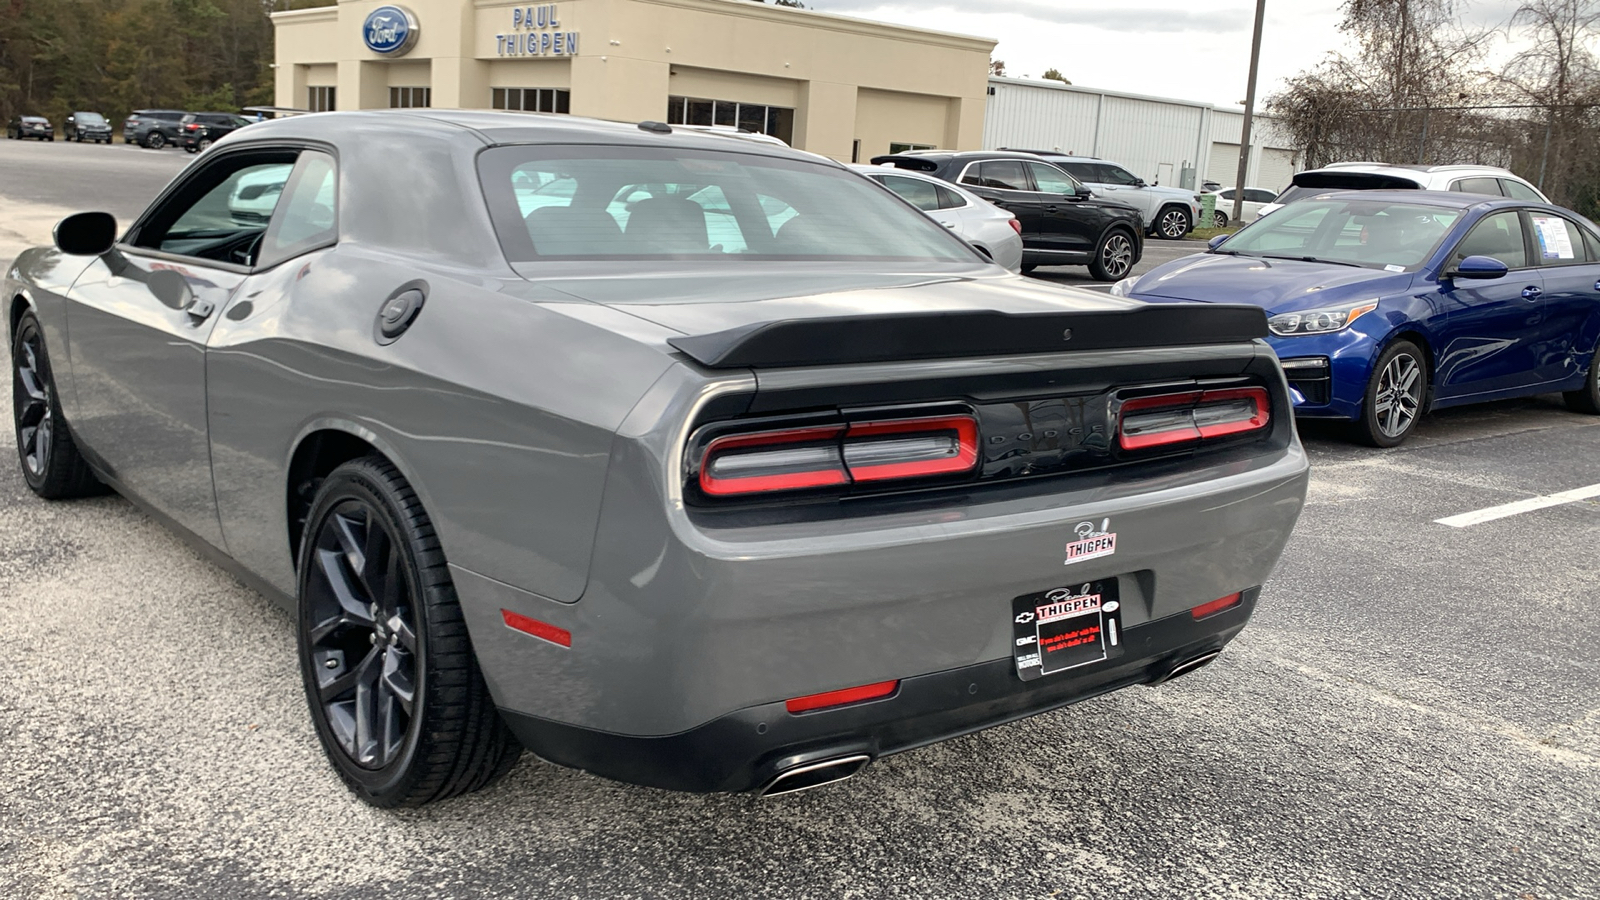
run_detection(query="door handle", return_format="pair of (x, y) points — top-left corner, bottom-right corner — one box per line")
(1044, 206), (1058, 212)
(186, 298), (216, 321)
(1521, 286), (1543, 300)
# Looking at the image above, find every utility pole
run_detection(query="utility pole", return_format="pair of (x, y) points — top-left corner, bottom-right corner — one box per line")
(1233, 0), (1267, 227)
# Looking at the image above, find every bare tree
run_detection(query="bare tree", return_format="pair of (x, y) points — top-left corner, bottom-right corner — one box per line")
(1491, 0), (1600, 206)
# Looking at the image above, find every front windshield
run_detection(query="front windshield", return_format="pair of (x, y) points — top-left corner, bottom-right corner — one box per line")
(77, 112), (106, 125)
(1219, 199), (1462, 270)
(478, 144), (981, 263)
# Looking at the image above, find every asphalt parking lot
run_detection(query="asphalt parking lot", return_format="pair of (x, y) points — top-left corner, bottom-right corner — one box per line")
(1, 138), (1597, 900)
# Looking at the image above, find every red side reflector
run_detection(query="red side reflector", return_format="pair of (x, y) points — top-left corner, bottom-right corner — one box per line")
(1007, 217), (1022, 234)
(1190, 592), (1242, 620)
(785, 679), (899, 714)
(501, 609), (572, 647)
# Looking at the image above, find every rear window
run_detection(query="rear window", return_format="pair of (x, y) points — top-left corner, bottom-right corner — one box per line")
(478, 145), (980, 264)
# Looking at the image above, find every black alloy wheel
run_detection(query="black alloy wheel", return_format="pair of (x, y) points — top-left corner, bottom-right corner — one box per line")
(144, 131), (165, 149)
(1156, 206), (1191, 239)
(298, 457), (520, 807)
(1356, 339), (1427, 447)
(1089, 230), (1135, 281)
(11, 312), (103, 498)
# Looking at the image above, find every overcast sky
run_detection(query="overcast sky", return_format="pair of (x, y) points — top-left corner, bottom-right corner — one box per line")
(807, 0), (1537, 109)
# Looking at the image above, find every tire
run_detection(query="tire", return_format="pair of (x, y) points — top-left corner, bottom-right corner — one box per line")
(185, 145), (198, 154)
(1355, 339), (1428, 447)
(11, 311), (105, 499)
(1021, 264), (1038, 274)
(1562, 344), (1600, 413)
(1154, 206), (1191, 240)
(143, 131), (165, 149)
(1088, 229), (1136, 281)
(1214, 210), (1229, 229)
(297, 457), (521, 807)
(197, 138), (212, 152)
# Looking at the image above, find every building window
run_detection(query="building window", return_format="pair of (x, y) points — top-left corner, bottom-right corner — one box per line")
(889, 142), (935, 154)
(666, 96), (794, 145)
(308, 86), (336, 113)
(389, 87), (431, 109)
(492, 88), (571, 114)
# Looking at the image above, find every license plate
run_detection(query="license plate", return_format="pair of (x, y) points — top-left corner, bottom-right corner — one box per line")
(1011, 579), (1123, 681)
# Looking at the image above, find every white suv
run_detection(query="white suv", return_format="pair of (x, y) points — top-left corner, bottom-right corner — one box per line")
(1258, 163), (1549, 218)
(1004, 150), (1201, 239)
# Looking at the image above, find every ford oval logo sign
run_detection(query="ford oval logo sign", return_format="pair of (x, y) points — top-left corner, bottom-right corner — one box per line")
(363, 5), (419, 57)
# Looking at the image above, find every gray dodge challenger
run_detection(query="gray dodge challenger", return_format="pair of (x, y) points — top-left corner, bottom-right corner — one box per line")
(5, 110), (1309, 805)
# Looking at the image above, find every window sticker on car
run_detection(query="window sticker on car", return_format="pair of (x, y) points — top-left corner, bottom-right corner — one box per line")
(1385, 264), (1405, 272)
(1064, 518), (1116, 565)
(1531, 214), (1576, 259)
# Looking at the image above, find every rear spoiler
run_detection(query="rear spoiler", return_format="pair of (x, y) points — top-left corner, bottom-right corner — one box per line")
(667, 306), (1269, 369)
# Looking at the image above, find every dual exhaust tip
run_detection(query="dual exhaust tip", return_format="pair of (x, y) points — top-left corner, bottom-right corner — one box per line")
(758, 650), (1223, 797)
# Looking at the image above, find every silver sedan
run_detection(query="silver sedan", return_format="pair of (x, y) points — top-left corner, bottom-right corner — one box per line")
(853, 164), (1025, 272)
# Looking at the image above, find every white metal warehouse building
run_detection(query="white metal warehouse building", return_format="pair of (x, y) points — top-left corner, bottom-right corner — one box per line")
(982, 77), (1302, 193)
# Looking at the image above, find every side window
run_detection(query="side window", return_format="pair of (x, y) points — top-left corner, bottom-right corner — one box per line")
(1246, 189), (1277, 203)
(1584, 227), (1600, 262)
(1451, 211), (1527, 269)
(934, 184), (967, 210)
(133, 153), (297, 266)
(879, 174), (943, 211)
(1026, 162), (1078, 195)
(1501, 179), (1543, 202)
(1059, 162), (1097, 183)
(258, 150), (338, 268)
(1102, 165), (1141, 186)
(974, 161), (1030, 191)
(1528, 213), (1588, 266)
(1451, 177), (1504, 197)
(1217, 189), (1237, 200)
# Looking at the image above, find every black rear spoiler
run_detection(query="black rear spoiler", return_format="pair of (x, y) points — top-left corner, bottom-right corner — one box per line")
(667, 306), (1269, 369)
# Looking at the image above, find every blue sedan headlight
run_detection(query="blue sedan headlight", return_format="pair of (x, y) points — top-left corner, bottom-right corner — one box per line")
(1267, 301), (1379, 337)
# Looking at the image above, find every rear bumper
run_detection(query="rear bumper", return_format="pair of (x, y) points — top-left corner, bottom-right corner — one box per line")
(500, 590), (1257, 793)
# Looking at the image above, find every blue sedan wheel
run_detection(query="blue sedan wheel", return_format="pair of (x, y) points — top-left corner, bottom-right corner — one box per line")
(1357, 340), (1427, 447)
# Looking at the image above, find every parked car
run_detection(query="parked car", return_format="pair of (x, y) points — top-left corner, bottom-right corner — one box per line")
(1006, 151), (1201, 240)
(5, 109), (1307, 805)
(1113, 189), (1600, 446)
(853, 164), (1024, 272)
(63, 112), (112, 144)
(871, 150), (1144, 279)
(180, 112), (257, 153)
(122, 109), (188, 148)
(6, 116), (53, 140)
(1258, 163), (1548, 219)
(1206, 186), (1279, 227)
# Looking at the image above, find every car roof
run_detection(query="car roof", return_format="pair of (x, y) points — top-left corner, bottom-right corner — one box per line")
(1311, 162), (1516, 177)
(221, 109), (820, 163)
(1286, 188), (1543, 211)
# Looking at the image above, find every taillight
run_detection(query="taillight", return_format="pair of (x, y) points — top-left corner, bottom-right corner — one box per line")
(1007, 217), (1022, 235)
(185, 123), (201, 131)
(698, 414), (979, 497)
(1118, 386), (1270, 451)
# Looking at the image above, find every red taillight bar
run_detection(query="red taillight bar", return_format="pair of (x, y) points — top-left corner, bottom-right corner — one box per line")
(698, 415), (978, 497)
(785, 679), (899, 714)
(1118, 386), (1270, 451)
(1190, 593), (1243, 619)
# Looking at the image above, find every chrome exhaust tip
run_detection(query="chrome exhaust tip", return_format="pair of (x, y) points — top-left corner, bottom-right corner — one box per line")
(1162, 650), (1222, 683)
(759, 754), (872, 798)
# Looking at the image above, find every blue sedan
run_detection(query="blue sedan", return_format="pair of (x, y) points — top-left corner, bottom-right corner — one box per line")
(1112, 190), (1600, 445)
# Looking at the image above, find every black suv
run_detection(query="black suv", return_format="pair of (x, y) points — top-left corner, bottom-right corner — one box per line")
(179, 112), (255, 153)
(870, 150), (1143, 280)
(63, 111), (112, 143)
(6, 116), (53, 140)
(123, 109), (188, 148)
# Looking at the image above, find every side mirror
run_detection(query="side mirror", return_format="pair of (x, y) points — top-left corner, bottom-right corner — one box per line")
(53, 212), (117, 256)
(1447, 255), (1509, 280)
(1208, 234), (1230, 250)
(1074, 186), (1094, 200)
(1134, 179), (1148, 188)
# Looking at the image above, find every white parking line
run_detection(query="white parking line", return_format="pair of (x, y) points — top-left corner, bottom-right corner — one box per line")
(1434, 483), (1600, 528)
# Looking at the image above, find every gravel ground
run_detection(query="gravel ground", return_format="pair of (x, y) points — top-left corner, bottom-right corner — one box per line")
(0, 138), (1596, 900)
